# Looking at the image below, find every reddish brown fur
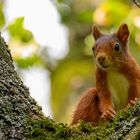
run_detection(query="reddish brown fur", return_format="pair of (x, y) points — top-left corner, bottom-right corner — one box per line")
(119, 56), (140, 100)
(96, 68), (113, 115)
(71, 24), (140, 125)
(71, 88), (101, 125)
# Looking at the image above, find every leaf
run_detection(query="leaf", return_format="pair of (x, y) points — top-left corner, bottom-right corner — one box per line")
(8, 17), (33, 43)
(0, 3), (5, 28)
(15, 55), (41, 69)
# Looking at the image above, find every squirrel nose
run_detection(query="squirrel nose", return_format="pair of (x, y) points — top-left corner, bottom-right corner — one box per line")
(97, 55), (106, 64)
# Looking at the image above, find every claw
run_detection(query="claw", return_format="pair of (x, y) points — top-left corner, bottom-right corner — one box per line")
(109, 107), (116, 115)
(106, 110), (115, 118)
(128, 98), (139, 106)
(101, 107), (116, 120)
(130, 100), (135, 105)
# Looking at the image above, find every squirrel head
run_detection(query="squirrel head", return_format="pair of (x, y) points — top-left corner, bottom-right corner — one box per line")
(92, 24), (130, 70)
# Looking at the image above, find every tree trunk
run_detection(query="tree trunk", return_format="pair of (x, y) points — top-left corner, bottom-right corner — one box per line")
(0, 34), (140, 140)
(0, 34), (43, 139)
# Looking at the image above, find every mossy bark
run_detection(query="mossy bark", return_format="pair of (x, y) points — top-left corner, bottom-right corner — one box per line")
(0, 34), (44, 139)
(0, 34), (140, 140)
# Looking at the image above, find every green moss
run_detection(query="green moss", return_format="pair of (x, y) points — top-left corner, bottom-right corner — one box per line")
(25, 101), (140, 140)
(26, 117), (79, 140)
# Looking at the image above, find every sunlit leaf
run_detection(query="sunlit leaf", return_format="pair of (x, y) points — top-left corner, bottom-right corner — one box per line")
(15, 55), (42, 69)
(0, 3), (5, 28)
(8, 17), (33, 43)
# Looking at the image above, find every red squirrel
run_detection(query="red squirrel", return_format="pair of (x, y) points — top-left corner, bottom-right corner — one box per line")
(71, 24), (140, 125)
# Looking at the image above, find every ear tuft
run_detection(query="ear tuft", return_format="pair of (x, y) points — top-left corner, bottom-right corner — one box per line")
(92, 25), (102, 40)
(116, 24), (129, 43)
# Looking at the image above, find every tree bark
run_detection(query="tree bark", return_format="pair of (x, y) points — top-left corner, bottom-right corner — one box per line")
(0, 34), (43, 139)
(0, 34), (140, 140)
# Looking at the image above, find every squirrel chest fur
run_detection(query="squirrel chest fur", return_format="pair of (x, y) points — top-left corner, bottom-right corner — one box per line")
(108, 71), (129, 111)
(71, 24), (140, 126)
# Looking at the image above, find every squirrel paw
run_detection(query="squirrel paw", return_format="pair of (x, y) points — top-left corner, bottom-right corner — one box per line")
(128, 98), (138, 106)
(101, 107), (116, 120)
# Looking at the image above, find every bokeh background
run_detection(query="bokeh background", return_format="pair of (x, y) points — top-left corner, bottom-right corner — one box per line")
(0, 0), (140, 123)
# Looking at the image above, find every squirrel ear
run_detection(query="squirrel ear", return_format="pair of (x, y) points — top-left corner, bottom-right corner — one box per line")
(116, 24), (129, 43)
(92, 25), (102, 40)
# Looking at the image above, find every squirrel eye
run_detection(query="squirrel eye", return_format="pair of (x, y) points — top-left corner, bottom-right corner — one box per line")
(114, 43), (121, 51)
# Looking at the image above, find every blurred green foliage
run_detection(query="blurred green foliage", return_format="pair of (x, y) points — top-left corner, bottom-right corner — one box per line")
(8, 17), (33, 43)
(15, 54), (41, 68)
(0, 1), (42, 69)
(0, 2), (5, 28)
(0, 0), (140, 123)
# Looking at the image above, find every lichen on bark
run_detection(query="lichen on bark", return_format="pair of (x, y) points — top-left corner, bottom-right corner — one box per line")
(0, 34), (43, 139)
(0, 33), (140, 140)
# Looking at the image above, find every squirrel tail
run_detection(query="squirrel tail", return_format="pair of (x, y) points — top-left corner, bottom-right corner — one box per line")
(71, 88), (101, 125)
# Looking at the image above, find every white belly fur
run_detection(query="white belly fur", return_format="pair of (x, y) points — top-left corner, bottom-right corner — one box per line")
(108, 71), (129, 111)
